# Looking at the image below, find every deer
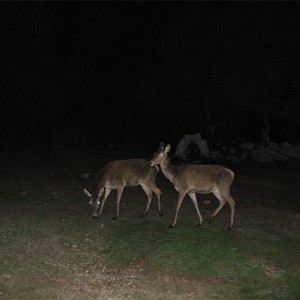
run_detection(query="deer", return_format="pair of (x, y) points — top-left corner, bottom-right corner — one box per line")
(84, 159), (162, 220)
(150, 142), (235, 230)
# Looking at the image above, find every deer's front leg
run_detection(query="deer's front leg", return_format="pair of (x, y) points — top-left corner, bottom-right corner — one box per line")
(188, 193), (203, 227)
(169, 191), (186, 228)
(99, 188), (111, 216)
(113, 187), (124, 220)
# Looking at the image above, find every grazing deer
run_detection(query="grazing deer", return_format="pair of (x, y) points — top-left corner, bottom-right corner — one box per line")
(84, 159), (162, 220)
(150, 142), (235, 229)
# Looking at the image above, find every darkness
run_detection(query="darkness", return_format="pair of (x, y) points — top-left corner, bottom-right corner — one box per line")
(1, 2), (300, 150)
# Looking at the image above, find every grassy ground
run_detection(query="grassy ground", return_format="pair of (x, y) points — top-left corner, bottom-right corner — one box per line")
(0, 147), (299, 299)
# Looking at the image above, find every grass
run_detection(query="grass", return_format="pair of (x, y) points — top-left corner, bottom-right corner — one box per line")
(1, 202), (299, 299)
(99, 216), (300, 299)
(0, 150), (299, 299)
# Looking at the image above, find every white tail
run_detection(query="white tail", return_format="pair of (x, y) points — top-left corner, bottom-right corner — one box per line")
(150, 142), (235, 229)
(84, 159), (161, 220)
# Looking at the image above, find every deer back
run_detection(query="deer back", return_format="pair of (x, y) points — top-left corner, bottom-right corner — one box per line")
(95, 159), (158, 189)
(170, 163), (234, 194)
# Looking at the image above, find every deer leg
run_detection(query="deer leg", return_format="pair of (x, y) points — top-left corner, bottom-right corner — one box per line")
(99, 188), (111, 216)
(140, 183), (153, 217)
(148, 184), (162, 216)
(188, 193), (203, 226)
(113, 187), (124, 220)
(154, 187), (162, 216)
(210, 190), (226, 224)
(169, 191), (186, 228)
(225, 195), (235, 230)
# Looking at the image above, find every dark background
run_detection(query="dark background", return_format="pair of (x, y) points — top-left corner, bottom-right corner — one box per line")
(1, 2), (300, 150)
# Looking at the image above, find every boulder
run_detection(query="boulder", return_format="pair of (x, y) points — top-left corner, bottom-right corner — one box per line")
(175, 133), (210, 160)
(278, 145), (300, 159)
(241, 142), (255, 150)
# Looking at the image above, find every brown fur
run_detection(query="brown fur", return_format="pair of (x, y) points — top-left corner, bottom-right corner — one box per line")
(84, 159), (161, 219)
(151, 143), (235, 229)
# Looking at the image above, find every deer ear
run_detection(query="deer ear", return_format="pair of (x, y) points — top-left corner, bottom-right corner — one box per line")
(165, 144), (171, 152)
(159, 141), (164, 149)
(84, 189), (92, 197)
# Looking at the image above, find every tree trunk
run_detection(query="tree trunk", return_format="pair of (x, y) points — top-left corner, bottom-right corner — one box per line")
(203, 95), (216, 143)
(261, 122), (270, 145)
(261, 92), (270, 144)
(207, 124), (216, 143)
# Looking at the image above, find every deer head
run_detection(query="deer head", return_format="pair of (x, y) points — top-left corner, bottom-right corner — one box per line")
(83, 188), (103, 219)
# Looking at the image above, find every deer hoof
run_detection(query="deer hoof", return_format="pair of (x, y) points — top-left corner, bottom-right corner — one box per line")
(92, 216), (98, 220)
(168, 225), (175, 228)
(227, 225), (233, 230)
(209, 217), (214, 224)
(197, 223), (203, 227)
(112, 216), (119, 220)
(159, 211), (163, 217)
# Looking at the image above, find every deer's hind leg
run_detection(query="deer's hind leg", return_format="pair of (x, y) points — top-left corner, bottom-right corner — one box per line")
(225, 194), (235, 230)
(210, 190), (226, 224)
(155, 186), (162, 216)
(211, 190), (235, 230)
(147, 182), (162, 216)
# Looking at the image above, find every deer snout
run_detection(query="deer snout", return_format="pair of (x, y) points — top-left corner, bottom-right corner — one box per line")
(150, 161), (154, 166)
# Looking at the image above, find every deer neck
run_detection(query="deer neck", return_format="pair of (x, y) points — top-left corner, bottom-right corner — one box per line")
(160, 155), (177, 183)
(93, 181), (103, 196)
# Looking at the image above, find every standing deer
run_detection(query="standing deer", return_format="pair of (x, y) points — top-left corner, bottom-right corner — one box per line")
(150, 142), (235, 229)
(84, 159), (162, 220)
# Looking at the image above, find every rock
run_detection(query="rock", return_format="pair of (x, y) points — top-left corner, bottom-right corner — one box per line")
(279, 146), (300, 159)
(286, 159), (300, 168)
(240, 152), (248, 160)
(280, 142), (291, 148)
(230, 155), (242, 163)
(80, 173), (90, 179)
(241, 142), (255, 150)
(251, 149), (274, 162)
(229, 147), (237, 154)
(268, 143), (280, 150)
(267, 150), (289, 161)
(175, 133), (210, 160)
(210, 150), (221, 159)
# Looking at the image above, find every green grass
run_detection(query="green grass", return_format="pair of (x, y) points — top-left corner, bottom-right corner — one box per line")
(1, 201), (299, 299)
(100, 216), (300, 299)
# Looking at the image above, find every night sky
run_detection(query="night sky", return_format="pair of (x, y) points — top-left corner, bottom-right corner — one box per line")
(1, 2), (300, 149)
